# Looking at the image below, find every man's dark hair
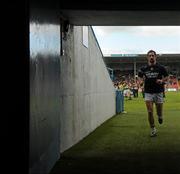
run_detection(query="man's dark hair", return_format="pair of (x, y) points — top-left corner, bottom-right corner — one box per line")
(147, 50), (156, 56)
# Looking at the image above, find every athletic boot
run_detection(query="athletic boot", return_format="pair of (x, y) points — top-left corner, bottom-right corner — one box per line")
(150, 127), (157, 137)
(158, 117), (163, 124)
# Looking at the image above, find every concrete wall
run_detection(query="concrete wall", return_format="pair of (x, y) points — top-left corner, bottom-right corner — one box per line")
(60, 26), (116, 152)
(29, 6), (115, 173)
(29, 6), (61, 174)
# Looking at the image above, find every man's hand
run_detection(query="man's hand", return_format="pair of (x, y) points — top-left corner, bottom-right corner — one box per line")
(156, 79), (163, 84)
(156, 76), (168, 85)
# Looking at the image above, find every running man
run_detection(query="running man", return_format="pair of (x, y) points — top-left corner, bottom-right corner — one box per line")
(138, 50), (169, 137)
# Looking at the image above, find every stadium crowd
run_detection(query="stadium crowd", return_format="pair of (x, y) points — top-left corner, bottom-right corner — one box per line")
(113, 74), (180, 99)
(113, 75), (144, 99)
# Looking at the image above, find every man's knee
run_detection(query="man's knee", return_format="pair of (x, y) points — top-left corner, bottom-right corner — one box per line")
(146, 105), (153, 113)
(148, 111), (153, 115)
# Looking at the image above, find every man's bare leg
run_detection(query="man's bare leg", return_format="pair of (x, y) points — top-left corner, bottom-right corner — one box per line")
(156, 103), (163, 124)
(146, 101), (157, 136)
(146, 101), (154, 127)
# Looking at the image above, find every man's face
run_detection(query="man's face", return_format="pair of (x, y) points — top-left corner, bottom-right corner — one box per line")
(147, 52), (156, 65)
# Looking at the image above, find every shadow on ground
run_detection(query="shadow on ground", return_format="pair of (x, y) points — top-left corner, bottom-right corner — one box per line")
(50, 152), (180, 174)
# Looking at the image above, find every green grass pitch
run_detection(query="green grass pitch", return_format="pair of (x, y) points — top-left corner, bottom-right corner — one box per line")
(50, 91), (180, 174)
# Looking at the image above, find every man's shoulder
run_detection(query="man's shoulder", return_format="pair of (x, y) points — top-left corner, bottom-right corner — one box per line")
(156, 63), (167, 71)
(139, 64), (148, 70)
(156, 63), (165, 68)
(156, 63), (168, 75)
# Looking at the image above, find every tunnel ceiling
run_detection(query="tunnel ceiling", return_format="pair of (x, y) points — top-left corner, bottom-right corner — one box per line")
(59, 0), (180, 25)
(31, 0), (180, 25)
(60, 10), (180, 26)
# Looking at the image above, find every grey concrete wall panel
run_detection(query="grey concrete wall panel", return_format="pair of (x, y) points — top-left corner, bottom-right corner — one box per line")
(60, 26), (116, 152)
(30, 7), (61, 174)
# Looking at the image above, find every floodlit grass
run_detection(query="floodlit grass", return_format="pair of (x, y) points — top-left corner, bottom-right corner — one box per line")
(50, 92), (180, 174)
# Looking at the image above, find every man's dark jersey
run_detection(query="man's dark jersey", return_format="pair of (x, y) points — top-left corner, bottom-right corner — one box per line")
(138, 63), (168, 93)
